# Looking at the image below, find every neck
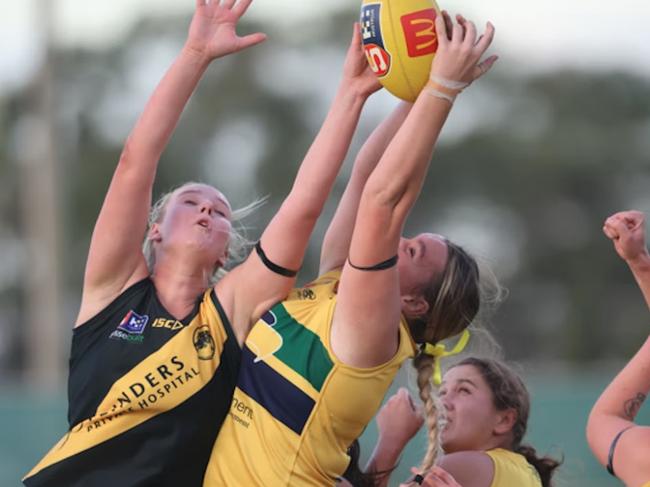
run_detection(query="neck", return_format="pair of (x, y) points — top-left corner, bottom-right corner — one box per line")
(405, 317), (426, 344)
(151, 257), (213, 320)
(484, 434), (514, 453)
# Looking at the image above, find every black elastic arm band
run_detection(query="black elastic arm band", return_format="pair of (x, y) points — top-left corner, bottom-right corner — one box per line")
(347, 255), (398, 272)
(254, 241), (298, 278)
(607, 425), (635, 476)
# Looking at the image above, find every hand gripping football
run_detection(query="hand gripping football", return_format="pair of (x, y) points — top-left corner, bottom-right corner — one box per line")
(360, 0), (441, 101)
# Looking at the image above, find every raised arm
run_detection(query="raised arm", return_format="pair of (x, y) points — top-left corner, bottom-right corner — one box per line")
(78, 0), (265, 325)
(319, 102), (413, 275)
(332, 13), (496, 367)
(586, 210), (650, 485)
(218, 24), (381, 342)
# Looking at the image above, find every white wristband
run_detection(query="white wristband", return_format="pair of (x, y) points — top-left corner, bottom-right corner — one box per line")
(429, 74), (469, 91)
(424, 87), (455, 104)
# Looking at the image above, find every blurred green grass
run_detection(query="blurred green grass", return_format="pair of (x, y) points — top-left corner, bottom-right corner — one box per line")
(3, 369), (648, 486)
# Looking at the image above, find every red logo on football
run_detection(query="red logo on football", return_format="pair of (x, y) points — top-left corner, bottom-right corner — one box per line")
(363, 44), (391, 77)
(400, 9), (438, 58)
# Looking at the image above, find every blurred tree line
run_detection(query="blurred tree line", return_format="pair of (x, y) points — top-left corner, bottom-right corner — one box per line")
(0, 7), (649, 381)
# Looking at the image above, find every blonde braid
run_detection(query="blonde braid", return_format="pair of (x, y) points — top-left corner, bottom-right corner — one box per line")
(413, 352), (442, 473)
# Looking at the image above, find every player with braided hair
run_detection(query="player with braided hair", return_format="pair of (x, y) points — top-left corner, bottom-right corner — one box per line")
(205, 11), (496, 486)
(393, 357), (561, 487)
(421, 357), (559, 487)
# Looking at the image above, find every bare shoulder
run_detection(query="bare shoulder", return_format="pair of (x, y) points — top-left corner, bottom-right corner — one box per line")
(437, 451), (494, 487)
(75, 265), (149, 327)
(212, 261), (282, 346)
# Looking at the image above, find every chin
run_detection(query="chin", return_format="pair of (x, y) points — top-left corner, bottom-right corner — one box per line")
(440, 435), (463, 455)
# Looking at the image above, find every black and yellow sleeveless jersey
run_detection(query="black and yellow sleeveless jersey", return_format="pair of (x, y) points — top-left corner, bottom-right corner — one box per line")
(23, 278), (241, 487)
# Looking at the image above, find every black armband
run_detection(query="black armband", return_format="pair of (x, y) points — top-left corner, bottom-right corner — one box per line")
(607, 425), (635, 477)
(255, 241), (299, 278)
(347, 255), (398, 272)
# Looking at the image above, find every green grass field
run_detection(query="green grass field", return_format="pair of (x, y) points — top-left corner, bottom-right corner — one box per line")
(2, 368), (647, 486)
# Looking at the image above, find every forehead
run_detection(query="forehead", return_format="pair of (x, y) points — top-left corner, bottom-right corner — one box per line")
(174, 184), (230, 208)
(420, 232), (447, 248)
(419, 232), (449, 269)
(443, 364), (486, 387)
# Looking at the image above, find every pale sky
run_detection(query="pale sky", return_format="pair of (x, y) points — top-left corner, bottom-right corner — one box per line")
(2, 0), (650, 93)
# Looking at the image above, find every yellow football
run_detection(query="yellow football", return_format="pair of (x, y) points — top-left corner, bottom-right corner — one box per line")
(360, 0), (441, 102)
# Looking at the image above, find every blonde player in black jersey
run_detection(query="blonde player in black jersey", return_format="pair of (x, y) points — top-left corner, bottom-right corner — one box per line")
(23, 1), (381, 486)
(587, 210), (650, 487)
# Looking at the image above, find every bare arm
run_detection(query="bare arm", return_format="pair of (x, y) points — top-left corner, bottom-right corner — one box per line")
(332, 14), (497, 367)
(319, 102), (412, 275)
(630, 256), (650, 310)
(77, 0), (265, 325)
(401, 458), (491, 487)
(586, 210), (650, 484)
(218, 24), (381, 343)
(586, 338), (650, 484)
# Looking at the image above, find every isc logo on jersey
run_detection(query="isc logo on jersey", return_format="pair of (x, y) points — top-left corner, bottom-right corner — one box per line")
(361, 4), (391, 77)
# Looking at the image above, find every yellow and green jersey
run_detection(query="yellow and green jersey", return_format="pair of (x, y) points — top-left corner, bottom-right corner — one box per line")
(204, 270), (417, 486)
(24, 278), (241, 487)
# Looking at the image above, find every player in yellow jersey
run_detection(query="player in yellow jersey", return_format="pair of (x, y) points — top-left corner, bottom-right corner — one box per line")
(23, 1), (382, 485)
(587, 210), (650, 487)
(205, 12), (497, 486)
(395, 357), (561, 487)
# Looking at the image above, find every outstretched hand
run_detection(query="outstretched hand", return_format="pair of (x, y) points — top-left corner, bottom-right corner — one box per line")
(186, 0), (266, 61)
(603, 210), (649, 264)
(340, 23), (382, 98)
(430, 10), (497, 86)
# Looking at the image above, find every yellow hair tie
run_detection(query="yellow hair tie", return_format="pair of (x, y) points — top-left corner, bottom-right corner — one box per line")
(422, 329), (471, 386)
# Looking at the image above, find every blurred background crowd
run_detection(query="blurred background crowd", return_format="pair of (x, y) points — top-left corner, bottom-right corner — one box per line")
(1, 0), (649, 485)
